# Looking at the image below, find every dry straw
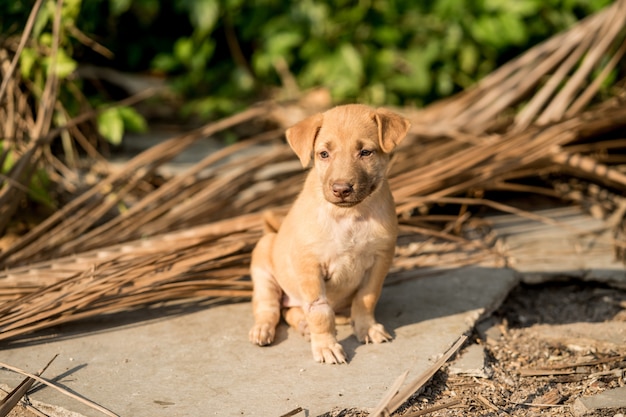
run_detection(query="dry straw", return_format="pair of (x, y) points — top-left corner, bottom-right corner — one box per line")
(1, 0), (626, 344)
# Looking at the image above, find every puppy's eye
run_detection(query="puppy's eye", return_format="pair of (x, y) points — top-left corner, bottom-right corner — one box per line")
(359, 149), (373, 157)
(319, 151), (330, 159)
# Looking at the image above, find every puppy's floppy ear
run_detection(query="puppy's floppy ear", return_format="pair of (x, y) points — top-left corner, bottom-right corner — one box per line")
(372, 108), (411, 154)
(285, 113), (324, 168)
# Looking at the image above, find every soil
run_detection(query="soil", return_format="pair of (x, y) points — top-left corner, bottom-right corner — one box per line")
(324, 281), (626, 417)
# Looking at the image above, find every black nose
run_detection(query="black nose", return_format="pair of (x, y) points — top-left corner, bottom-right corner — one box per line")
(332, 182), (353, 198)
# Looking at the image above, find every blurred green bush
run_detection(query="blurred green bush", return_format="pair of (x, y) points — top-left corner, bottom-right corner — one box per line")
(1, 0), (613, 120)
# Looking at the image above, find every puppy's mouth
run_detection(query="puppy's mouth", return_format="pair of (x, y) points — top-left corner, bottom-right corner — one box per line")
(325, 183), (378, 207)
(331, 199), (361, 208)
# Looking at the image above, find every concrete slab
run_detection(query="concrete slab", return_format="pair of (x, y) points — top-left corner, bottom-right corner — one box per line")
(489, 206), (626, 288)
(475, 316), (504, 346)
(448, 344), (492, 378)
(0, 266), (516, 417)
(571, 386), (626, 416)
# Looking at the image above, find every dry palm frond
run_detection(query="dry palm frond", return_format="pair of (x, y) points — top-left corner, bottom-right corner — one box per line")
(0, 0), (158, 240)
(411, 0), (626, 134)
(0, 105), (273, 267)
(0, 1), (625, 342)
(0, 0), (53, 235)
(0, 214), (261, 342)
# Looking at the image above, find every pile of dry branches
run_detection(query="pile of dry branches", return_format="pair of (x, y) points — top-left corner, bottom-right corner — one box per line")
(1, 0), (625, 343)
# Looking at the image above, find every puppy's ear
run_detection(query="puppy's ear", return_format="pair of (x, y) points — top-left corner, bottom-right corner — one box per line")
(285, 113), (323, 167)
(372, 108), (411, 153)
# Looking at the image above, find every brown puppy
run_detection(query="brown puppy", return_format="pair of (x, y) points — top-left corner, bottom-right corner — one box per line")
(249, 104), (410, 364)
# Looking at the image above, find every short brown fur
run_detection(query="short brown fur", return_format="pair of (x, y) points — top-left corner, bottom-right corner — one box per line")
(249, 104), (410, 364)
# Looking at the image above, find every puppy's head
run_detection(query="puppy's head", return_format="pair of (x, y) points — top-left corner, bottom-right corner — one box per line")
(285, 104), (410, 207)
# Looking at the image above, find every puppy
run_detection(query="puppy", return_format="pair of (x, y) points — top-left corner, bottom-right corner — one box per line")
(249, 104), (410, 364)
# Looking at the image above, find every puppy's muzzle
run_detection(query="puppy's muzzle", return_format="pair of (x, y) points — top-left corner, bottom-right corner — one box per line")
(332, 182), (354, 199)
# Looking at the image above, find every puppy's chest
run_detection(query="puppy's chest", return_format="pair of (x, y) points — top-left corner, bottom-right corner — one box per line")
(317, 216), (387, 280)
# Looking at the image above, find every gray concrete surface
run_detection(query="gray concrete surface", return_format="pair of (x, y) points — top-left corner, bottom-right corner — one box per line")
(572, 386), (626, 416)
(1, 267), (516, 417)
(489, 206), (626, 288)
(448, 344), (492, 379)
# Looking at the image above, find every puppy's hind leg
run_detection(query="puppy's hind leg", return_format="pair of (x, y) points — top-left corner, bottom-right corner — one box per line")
(249, 233), (282, 346)
(283, 306), (310, 340)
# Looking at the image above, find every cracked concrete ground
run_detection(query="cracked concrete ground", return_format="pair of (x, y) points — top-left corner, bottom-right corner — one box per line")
(1, 266), (517, 416)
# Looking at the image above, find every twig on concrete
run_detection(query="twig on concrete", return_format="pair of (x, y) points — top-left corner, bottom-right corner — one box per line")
(0, 355), (57, 417)
(279, 406), (304, 417)
(368, 370), (409, 416)
(369, 335), (467, 416)
(0, 360), (119, 417)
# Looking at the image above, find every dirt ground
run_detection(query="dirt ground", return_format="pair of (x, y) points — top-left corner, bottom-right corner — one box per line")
(324, 280), (626, 417)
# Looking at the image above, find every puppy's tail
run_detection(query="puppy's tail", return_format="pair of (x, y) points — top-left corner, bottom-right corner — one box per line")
(262, 210), (283, 234)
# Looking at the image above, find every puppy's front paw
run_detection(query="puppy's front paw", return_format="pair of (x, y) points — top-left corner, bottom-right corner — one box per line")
(311, 334), (347, 364)
(249, 323), (276, 346)
(355, 322), (392, 344)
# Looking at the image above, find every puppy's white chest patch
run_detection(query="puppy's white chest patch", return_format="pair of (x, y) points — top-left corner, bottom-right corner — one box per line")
(330, 215), (373, 251)
(318, 212), (384, 282)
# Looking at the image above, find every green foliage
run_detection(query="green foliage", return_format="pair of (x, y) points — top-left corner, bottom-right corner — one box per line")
(1, 0), (149, 145)
(97, 106), (148, 146)
(0, 0), (615, 120)
(140, 0), (613, 112)
(0, 141), (55, 208)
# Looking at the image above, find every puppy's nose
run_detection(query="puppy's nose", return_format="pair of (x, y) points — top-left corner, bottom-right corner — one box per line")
(332, 182), (353, 198)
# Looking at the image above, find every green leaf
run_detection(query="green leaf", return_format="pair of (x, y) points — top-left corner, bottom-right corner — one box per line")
(33, 1), (51, 38)
(39, 32), (53, 47)
(231, 67), (254, 92)
(28, 169), (55, 208)
(48, 49), (77, 78)
(373, 26), (402, 45)
(151, 53), (180, 72)
(189, 40), (215, 72)
(471, 16), (504, 48)
(62, 0), (81, 21)
(0, 141), (16, 173)
(434, 0), (468, 19)
(19, 48), (38, 78)
(436, 69), (454, 96)
(340, 43), (363, 76)
(174, 37), (194, 66)
(405, 49), (433, 94)
(484, 0), (541, 16)
(266, 31), (302, 56)
(118, 106), (148, 133)
(97, 108), (124, 145)
(459, 43), (479, 74)
(362, 82), (387, 106)
(189, 0), (219, 35)
(109, 0), (132, 16)
(498, 13), (527, 45)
